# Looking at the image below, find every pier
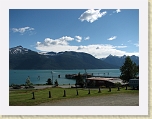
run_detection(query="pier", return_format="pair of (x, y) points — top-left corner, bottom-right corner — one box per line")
(65, 73), (93, 79)
(65, 74), (119, 79)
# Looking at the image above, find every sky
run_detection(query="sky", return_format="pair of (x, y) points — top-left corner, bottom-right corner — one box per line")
(9, 9), (139, 58)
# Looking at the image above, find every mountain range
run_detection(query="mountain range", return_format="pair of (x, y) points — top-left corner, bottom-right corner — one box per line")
(100, 54), (139, 67)
(9, 46), (139, 70)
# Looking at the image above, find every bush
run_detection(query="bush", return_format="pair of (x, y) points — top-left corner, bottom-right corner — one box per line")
(12, 85), (21, 89)
(54, 79), (59, 86)
(75, 72), (85, 88)
(114, 82), (121, 88)
(46, 78), (53, 85)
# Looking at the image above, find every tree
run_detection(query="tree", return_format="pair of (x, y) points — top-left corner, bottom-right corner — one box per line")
(25, 76), (33, 86)
(120, 56), (139, 82)
(25, 76), (34, 88)
(75, 72), (84, 87)
(54, 79), (59, 86)
(46, 78), (53, 85)
(132, 63), (139, 78)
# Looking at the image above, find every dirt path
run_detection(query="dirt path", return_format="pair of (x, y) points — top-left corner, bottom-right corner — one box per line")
(37, 93), (139, 106)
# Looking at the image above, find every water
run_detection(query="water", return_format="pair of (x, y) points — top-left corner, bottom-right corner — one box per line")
(9, 69), (121, 85)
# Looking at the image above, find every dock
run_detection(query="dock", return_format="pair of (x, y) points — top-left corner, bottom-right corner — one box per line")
(65, 74), (119, 79)
(65, 73), (93, 79)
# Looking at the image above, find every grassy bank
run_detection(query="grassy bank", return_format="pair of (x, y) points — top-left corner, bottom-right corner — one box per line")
(9, 87), (139, 106)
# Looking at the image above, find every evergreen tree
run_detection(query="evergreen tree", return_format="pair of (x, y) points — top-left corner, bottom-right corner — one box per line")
(46, 78), (53, 85)
(120, 56), (139, 82)
(132, 63), (139, 78)
(75, 72), (84, 87)
(25, 76), (33, 86)
(54, 79), (59, 86)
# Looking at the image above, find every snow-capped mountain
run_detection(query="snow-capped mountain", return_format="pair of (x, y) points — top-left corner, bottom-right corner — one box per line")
(9, 46), (139, 70)
(38, 51), (57, 56)
(9, 45), (64, 57)
(38, 51), (64, 56)
(9, 46), (119, 69)
(9, 45), (31, 54)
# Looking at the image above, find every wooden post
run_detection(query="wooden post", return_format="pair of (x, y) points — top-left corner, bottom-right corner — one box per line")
(125, 86), (127, 90)
(63, 90), (66, 97)
(117, 87), (120, 91)
(108, 86), (111, 92)
(88, 89), (90, 94)
(76, 89), (79, 96)
(49, 91), (51, 98)
(32, 92), (35, 99)
(98, 87), (101, 93)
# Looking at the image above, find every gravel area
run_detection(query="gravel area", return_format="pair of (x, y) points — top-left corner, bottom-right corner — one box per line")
(37, 93), (139, 106)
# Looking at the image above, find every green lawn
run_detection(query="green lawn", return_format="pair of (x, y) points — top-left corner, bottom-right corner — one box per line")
(9, 87), (139, 106)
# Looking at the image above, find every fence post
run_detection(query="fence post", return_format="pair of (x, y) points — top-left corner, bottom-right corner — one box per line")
(32, 92), (35, 99)
(63, 90), (66, 97)
(108, 86), (111, 92)
(76, 89), (79, 96)
(117, 87), (120, 91)
(49, 91), (51, 98)
(88, 89), (90, 94)
(98, 87), (101, 93)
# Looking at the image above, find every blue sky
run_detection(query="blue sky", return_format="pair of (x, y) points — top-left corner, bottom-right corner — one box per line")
(9, 9), (139, 58)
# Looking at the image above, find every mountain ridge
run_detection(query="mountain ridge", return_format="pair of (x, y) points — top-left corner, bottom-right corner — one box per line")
(100, 54), (139, 67)
(9, 46), (139, 70)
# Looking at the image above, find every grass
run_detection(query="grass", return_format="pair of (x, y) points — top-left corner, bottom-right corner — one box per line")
(9, 86), (139, 106)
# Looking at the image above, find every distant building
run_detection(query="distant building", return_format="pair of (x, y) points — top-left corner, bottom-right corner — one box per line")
(86, 77), (127, 88)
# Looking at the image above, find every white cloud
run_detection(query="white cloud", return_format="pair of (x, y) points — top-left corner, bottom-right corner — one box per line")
(75, 36), (90, 42)
(107, 36), (117, 40)
(36, 36), (74, 47)
(12, 26), (35, 34)
(134, 43), (139, 47)
(113, 9), (121, 14)
(75, 36), (82, 42)
(77, 45), (87, 50)
(79, 9), (107, 23)
(111, 9), (121, 16)
(116, 9), (121, 13)
(84, 36), (90, 40)
(115, 46), (127, 48)
(36, 37), (138, 58)
(127, 40), (139, 47)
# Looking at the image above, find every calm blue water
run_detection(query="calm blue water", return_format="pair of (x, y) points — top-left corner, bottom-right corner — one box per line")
(9, 69), (121, 85)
